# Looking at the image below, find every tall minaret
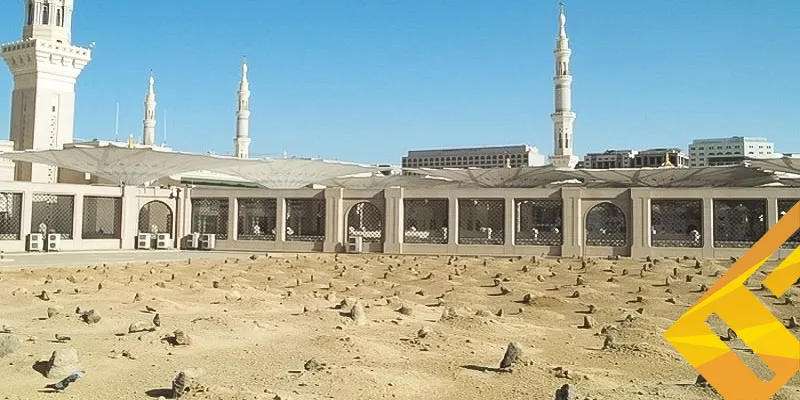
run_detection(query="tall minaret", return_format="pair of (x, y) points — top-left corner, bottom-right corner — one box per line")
(235, 58), (251, 159)
(2, 0), (92, 182)
(549, 2), (579, 169)
(142, 72), (156, 145)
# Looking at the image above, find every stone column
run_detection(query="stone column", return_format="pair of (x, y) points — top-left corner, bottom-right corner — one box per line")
(72, 193), (84, 243)
(701, 196), (714, 259)
(382, 187), (404, 254)
(629, 188), (650, 259)
(323, 188), (345, 252)
(119, 186), (140, 250)
(560, 188), (582, 257)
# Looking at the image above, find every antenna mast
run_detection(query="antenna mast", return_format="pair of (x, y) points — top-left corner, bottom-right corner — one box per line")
(114, 102), (119, 141)
(163, 108), (168, 146)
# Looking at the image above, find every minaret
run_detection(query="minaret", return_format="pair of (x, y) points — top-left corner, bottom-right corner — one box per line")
(235, 58), (251, 159)
(2, 0), (92, 182)
(142, 72), (156, 145)
(549, 2), (579, 169)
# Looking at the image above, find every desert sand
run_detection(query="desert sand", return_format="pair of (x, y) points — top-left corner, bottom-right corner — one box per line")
(0, 252), (798, 400)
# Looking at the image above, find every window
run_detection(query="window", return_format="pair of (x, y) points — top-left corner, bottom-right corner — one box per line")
(26, 2), (34, 25)
(42, 4), (50, 25)
(56, 8), (62, 26)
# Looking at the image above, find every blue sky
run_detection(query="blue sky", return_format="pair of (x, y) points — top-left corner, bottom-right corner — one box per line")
(1, 1), (798, 165)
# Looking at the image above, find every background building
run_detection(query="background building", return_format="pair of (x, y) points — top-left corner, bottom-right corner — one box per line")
(688, 136), (774, 167)
(582, 148), (688, 169)
(401, 145), (547, 172)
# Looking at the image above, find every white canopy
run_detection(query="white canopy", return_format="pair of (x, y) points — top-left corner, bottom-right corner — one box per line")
(214, 158), (383, 189)
(0, 145), (382, 188)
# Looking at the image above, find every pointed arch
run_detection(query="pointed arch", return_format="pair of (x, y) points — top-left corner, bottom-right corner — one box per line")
(26, 1), (34, 25)
(41, 3), (50, 25)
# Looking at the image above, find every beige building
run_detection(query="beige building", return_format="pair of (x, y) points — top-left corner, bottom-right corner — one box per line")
(688, 136), (775, 167)
(401, 145), (547, 172)
(582, 148), (688, 169)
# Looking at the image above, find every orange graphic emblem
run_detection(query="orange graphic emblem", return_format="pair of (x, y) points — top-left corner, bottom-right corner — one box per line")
(664, 201), (800, 400)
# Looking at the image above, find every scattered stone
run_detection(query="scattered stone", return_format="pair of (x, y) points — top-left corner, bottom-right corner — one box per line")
(602, 335), (616, 350)
(580, 316), (594, 329)
(397, 305), (413, 316)
(499, 342), (522, 370)
(44, 348), (82, 379)
(80, 310), (101, 325)
(496, 308), (504, 317)
(169, 330), (192, 346)
(787, 317), (798, 329)
(499, 286), (511, 296)
(417, 326), (433, 339)
(39, 290), (51, 301)
(351, 302), (367, 325)
(303, 358), (325, 372)
(129, 321), (155, 334)
(225, 290), (242, 302)
(576, 276), (585, 286)
(11, 287), (27, 296)
(522, 294), (533, 305)
(172, 368), (206, 398)
(133, 292), (142, 302)
(54, 334), (71, 343)
(0, 334), (21, 357)
(695, 374), (709, 387)
(555, 383), (577, 400)
(47, 307), (61, 319)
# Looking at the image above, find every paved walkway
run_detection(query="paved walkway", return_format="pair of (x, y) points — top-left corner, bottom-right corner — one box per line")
(0, 250), (252, 269)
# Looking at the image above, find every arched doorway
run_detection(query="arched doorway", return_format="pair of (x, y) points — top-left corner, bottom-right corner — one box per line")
(585, 202), (627, 247)
(346, 202), (383, 243)
(138, 201), (174, 236)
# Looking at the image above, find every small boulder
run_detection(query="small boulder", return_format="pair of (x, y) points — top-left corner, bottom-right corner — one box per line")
(499, 342), (522, 369)
(555, 383), (577, 400)
(0, 334), (21, 358)
(128, 321), (155, 334)
(351, 302), (367, 325)
(45, 348), (81, 379)
(224, 290), (242, 301)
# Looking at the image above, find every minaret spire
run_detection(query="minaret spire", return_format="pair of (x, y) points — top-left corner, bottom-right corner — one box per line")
(235, 57), (252, 159)
(549, 2), (579, 168)
(142, 71), (157, 145)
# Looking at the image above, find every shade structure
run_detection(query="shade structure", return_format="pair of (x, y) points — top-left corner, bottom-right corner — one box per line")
(565, 165), (781, 188)
(412, 164), (797, 188)
(0, 145), (254, 186)
(745, 158), (800, 176)
(319, 173), (462, 189)
(0, 145), (383, 188)
(407, 166), (580, 188)
(207, 158), (382, 189)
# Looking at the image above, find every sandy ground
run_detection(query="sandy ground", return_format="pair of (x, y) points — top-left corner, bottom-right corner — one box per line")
(0, 252), (798, 400)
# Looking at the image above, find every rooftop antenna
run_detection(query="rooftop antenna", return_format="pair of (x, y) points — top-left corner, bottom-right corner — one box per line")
(114, 102), (119, 142)
(162, 107), (168, 146)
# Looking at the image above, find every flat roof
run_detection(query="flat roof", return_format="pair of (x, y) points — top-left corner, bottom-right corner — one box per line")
(405, 145), (535, 157)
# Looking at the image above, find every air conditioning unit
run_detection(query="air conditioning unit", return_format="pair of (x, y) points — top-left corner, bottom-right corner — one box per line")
(185, 232), (201, 249)
(46, 233), (61, 252)
(156, 233), (172, 249)
(137, 233), (152, 250)
(27, 233), (44, 252)
(347, 236), (363, 253)
(199, 233), (216, 250)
